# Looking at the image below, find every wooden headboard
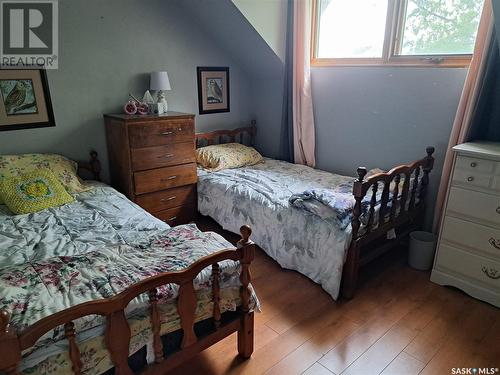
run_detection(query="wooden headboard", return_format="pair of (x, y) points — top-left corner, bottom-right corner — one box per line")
(195, 120), (257, 148)
(77, 150), (101, 181)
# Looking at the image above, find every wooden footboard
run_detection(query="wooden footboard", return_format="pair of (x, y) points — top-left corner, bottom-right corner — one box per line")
(0, 226), (256, 375)
(341, 147), (435, 298)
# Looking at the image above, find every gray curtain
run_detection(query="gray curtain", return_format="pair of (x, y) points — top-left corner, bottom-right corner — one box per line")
(279, 0), (294, 162)
(468, 25), (500, 141)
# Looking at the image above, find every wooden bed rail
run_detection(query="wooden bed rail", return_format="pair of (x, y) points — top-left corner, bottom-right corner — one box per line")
(0, 226), (255, 375)
(342, 146), (435, 299)
(195, 120), (257, 148)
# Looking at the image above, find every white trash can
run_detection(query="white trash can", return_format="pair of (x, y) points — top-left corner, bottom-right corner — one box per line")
(408, 231), (437, 271)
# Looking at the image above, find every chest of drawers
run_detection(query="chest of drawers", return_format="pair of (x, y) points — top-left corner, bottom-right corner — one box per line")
(104, 112), (197, 226)
(431, 142), (500, 307)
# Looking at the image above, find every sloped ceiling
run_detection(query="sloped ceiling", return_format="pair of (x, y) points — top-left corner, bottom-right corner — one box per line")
(231, 0), (287, 62)
(179, 0), (284, 78)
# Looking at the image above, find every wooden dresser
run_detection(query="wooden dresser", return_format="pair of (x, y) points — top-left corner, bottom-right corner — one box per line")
(431, 142), (500, 307)
(104, 112), (197, 226)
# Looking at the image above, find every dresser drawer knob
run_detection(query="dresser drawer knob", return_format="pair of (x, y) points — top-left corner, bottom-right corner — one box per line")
(467, 176), (474, 182)
(161, 131), (174, 136)
(166, 216), (177, 222)
(481, 266), (500, 279)
(161, 176), (177, 182)
(470, 162), (477, 167)
(158, 153), (174, 159)
(160, 196), (176, 202)
(496, 207), (500, 214)
(489, 237), (500, 250)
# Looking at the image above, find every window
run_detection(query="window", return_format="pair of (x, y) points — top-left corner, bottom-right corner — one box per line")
(312, 0), (484, 67)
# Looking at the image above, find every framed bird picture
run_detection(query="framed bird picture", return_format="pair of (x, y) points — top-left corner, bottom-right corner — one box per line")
(0, 69), (55, 131)
(197, 67), (230, 114)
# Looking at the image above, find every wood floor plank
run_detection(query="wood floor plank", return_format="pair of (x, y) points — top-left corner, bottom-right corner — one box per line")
(302, 362), (335, 375)
(403, 288), (469, 363)
(339, 285), (446, 375)
(168, 218), (500, 375)
(265, 318), (360, 375)
(380, 351), (425, 375)
(228, 300), (347, 375)
(419, 301), (499, 375)
(318, 273), (434, 375)
(341, 324), (418, 375)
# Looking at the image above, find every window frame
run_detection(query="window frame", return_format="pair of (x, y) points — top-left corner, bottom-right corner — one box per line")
(311, 0), (474, 68)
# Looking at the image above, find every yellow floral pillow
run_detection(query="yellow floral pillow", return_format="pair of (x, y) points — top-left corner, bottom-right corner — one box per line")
(0, 153), (89, 205)
(0, 169), (75, 215)
(196, 143), (263, 172)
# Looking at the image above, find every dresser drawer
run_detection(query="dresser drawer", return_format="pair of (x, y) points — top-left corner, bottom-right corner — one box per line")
(134, 163), (197, 195)
(128, 119), (194, 148)
(135, 185), (196, 213)
(455, 155), (496, 174)
(154, 204), (197, 226)
(441, 216), (500, 259)
(435, 244), (500, 290)
(447, 187), (500, 227)
(131, 142), (195, 171)
(452, 168), (492, 190)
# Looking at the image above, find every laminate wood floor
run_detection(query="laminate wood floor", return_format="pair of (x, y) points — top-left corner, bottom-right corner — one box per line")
(170, 218), (500, 375)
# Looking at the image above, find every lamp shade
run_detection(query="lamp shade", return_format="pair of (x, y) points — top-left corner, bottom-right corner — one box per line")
(150, 71), (171, 91)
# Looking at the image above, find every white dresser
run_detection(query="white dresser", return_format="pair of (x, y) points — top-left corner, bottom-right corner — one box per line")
(431, 142), (500, 307)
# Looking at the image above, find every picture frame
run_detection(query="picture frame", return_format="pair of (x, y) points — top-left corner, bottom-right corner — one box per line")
(0, 69), (55, 131)
(197, 67), (230, 114)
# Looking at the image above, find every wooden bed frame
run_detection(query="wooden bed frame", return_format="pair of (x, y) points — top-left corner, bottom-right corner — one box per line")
(0, 152), (256, 375)
(195, 122), (435, 299)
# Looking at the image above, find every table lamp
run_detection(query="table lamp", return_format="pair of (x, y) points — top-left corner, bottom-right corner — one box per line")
(150, 71), (171, 114)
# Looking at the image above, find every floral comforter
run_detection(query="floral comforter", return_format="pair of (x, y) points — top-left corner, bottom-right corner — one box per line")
(198, 158), (356, 300)
(0, 185), (258, 374)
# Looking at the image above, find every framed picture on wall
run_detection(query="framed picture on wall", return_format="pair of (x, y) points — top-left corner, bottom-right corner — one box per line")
(197, 67), (230, 114)
(0, 69), (55, 131)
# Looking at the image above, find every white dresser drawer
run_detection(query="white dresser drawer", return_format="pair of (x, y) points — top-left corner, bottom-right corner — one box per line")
(441, 216), (500, 259)
(435, 244), (500, 290)
(452, 168), (492, 190)
(455, 155), (496, 174)
(447, 187), (500, 227)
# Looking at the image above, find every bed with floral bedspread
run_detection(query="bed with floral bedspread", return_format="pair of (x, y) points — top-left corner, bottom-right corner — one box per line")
(0, 184), (259, 374)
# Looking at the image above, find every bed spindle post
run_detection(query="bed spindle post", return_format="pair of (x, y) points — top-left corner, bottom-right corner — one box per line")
(379, 180), (391, 225)
(177, 281), (197, 348)
(250, 120), (257, 146)
(0, 311), (21, 375)
(237, 225), (255, 358)
(399, 172), (411, 213)
(64, 321), (83, 375)
(390, 174), (401, 220)
(105, 311), (133, 375)
(351, 167), (367, 240)
(148, 288), (164, 363)
(89, 150), (101, 181)
(409, 167), (421, 210)
(419, 146), (435, 202)
(366, 182), (378, 232)
(212, 263), (221, 329)
(342, 167), (367, 299)
(230, 134), (236, 143)
(208, 138), (214, 146)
